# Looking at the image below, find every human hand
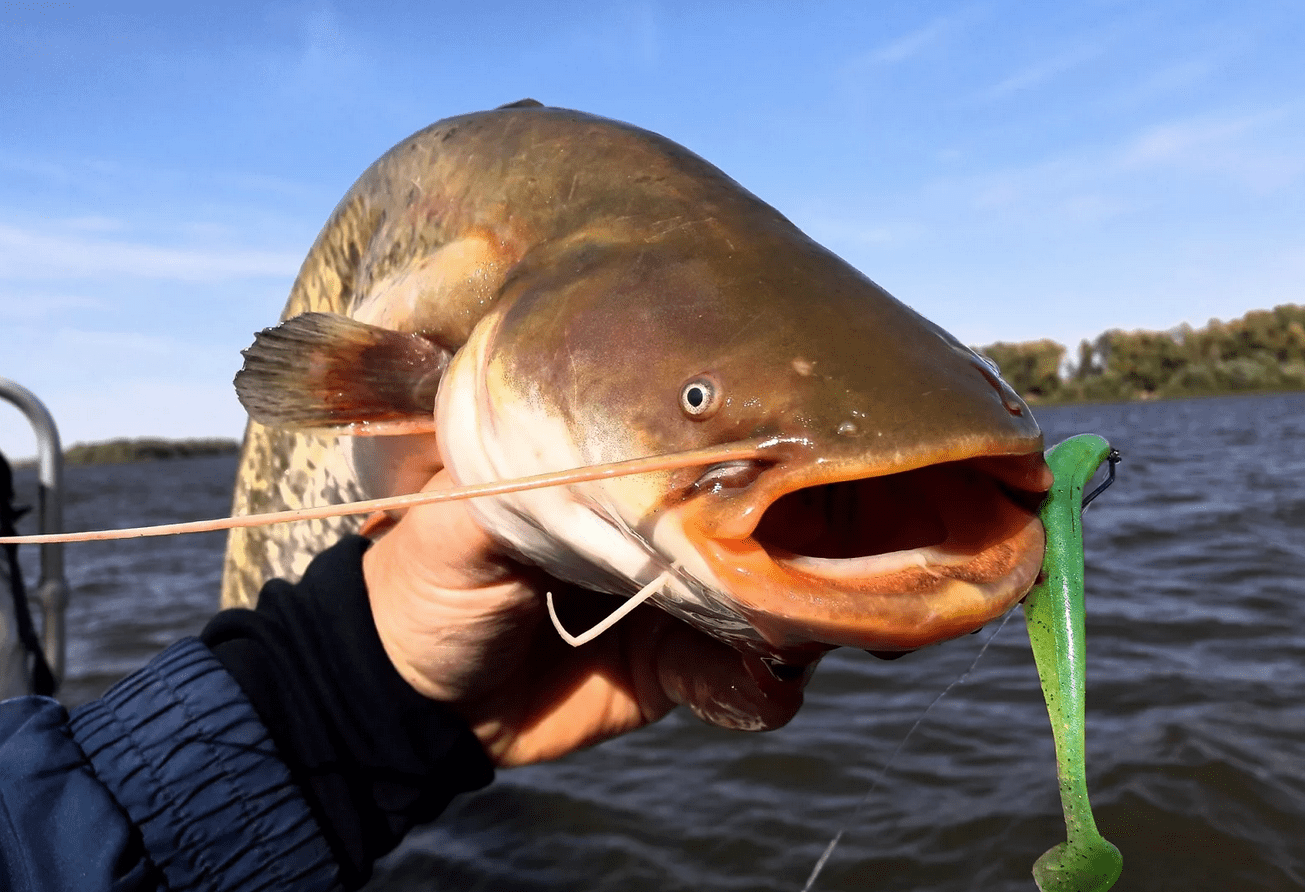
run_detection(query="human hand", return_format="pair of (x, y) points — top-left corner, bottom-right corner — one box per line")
(363, 468), (815, 767)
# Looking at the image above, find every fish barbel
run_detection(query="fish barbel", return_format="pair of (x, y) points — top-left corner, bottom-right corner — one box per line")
(227, 100), (1052, 665)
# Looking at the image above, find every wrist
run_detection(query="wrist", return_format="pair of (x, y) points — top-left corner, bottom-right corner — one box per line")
(363, 528), (447, 701)
(361, 511), (541, 709)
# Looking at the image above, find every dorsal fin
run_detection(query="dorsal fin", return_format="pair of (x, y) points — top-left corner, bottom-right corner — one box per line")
(497, 98), (544, 109)
(235, 312), (448, 435)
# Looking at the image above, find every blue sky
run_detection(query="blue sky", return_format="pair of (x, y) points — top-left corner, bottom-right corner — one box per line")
(2, 1), (1302, 458)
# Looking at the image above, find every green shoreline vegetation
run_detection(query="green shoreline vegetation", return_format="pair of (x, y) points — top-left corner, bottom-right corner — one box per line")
(7, 438), (239, 469)
(979, 304), (1305, 404)
(60, 438), (240, 466)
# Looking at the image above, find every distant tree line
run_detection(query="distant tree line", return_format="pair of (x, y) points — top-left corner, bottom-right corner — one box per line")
(62, 438), (240, 466)
(979, 304), (1305, 403)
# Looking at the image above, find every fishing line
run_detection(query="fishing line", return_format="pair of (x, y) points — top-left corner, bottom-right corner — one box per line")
(800, 608), (1019, 892)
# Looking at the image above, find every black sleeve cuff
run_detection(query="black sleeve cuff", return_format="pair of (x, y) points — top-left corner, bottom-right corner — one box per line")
(200, 536), (494, 890)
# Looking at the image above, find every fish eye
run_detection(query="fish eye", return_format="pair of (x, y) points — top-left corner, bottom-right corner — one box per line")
(679, 375), (721, 419)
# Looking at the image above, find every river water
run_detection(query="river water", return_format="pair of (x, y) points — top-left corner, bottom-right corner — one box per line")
(11, 392), (1305, 891)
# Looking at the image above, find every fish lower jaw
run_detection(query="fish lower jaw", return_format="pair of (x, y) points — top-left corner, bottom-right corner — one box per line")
(770, 542), (972, 581)
(700, 513), (1045, 655)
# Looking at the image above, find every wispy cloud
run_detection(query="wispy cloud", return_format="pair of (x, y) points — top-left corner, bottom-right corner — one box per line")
(859, 11), (970, 66)
(282, 1), (368, 94)
(930, 103), (1304, 225)
(0, 223), (301, 281)
(950, 148), (1132, 225)
(0, 153), (81, 185)
(1, 322), (248, 457)
(1119, 107), (1304, 191)
(42, 328), (185, 357)
(978, 41), (1109, 101)
(0, 291), (103, 320)
(61, 215), (126, 233)
(4, 322), (246, 398)
(1123, 110), (1272, 165)
(1115, 53), (1227, 108)
(214, 171), (326, 202)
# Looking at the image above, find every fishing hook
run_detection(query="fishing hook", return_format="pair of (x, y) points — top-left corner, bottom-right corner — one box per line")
(1081, 449), (1121, 510)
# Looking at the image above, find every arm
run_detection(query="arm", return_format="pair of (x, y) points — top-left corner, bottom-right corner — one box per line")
(0, 536), (491, 892)
(0, 640), (338, 892)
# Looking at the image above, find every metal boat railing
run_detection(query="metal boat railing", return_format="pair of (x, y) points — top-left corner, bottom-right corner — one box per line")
(0, 377), (68, 694)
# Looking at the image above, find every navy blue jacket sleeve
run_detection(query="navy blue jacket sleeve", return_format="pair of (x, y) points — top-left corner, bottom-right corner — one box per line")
(0, 639), (339, 892)
(0, 536), (495, 892)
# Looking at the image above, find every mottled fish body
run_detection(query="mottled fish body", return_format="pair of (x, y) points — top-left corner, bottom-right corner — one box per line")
(228, 101), (1050, 663)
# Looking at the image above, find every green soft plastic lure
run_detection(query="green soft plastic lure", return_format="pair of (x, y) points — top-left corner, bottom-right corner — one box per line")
(1023, 435), (1123, 892)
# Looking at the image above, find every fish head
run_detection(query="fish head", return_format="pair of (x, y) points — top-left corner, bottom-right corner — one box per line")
(439, 224), (1051, 664)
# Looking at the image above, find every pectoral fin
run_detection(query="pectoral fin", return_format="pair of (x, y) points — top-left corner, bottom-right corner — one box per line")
(235, 312), (449, 435)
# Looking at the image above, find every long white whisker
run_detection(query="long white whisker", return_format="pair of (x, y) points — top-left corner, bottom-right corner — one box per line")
(545, 571), (670, 647)
(0, 442), (765, 545)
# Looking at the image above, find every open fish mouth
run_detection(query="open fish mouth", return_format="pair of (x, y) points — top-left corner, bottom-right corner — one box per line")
(754, 457), (1047, 566)
(686, 452), (1051, 659)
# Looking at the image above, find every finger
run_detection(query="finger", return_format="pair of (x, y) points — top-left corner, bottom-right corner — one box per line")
(386, 469), (524, 590)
